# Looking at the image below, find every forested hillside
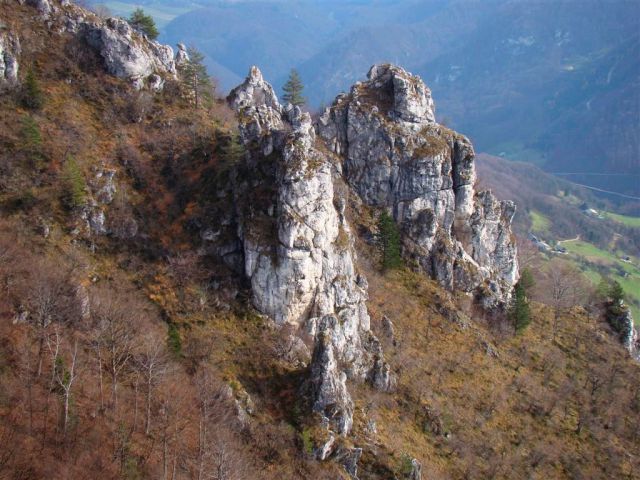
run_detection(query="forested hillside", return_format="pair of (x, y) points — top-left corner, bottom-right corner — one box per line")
(1, 2), (639, 479)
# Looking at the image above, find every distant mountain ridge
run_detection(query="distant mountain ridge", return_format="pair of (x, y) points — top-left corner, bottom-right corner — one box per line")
(103, 0), (639, 195)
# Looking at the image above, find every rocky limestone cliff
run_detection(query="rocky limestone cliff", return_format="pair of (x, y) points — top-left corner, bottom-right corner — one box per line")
(0, 30), (20, 90)
(318, 64), (519, 307)
(15, 0), (177, 90)
(81, 17), (175, 90)
(225, 65), (519, 456)
(607, 301), (640, 360)
(227, 67), (393, 448)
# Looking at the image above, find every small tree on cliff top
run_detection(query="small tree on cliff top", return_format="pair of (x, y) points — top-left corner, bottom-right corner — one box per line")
(282, 69), (306, 107)
(128, 8), (159, 40)
(178, 47), (213, 110)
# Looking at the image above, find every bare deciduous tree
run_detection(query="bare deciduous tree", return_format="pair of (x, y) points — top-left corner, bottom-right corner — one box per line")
(48, 329), (79, 436)
(536, 261), (588, 341)
(91, 290), (136, 409)
(188, 369), (246, 480)
(135, 334), (169, 435)
(516, 236), (542, 273)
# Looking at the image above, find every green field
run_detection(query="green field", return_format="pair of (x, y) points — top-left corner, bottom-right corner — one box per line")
(562, 239), (640, 323)
(605, 212), (640, 228)
(530, 210), (551, 234)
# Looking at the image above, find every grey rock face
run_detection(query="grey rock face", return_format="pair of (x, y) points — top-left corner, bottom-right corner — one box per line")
(317, 64), (519, 305)
(74, 168), (118, 237)
(0, 31), (20, 90)
(227, 67), (394, 439)
(367, 64), (436, 124)
(608, 302), (639, 360)
(175, 42), (189, 66)
(27, 0), (53, 17)
(409, 458), (422, 480)
(82, 17), (175, 88)
(310, 321), (354, 436)
(229, 66), (379, 379)
(336, 447), (363, 479)
(21, 0), (177, 89)
(228, 66), (280, 111)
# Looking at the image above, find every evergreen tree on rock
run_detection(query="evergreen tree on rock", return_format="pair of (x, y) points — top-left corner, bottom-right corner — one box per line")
(128, 8), (159, 40)
(282, 69), (306, 107)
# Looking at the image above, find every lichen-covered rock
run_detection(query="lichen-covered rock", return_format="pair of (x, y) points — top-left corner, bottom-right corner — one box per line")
(607, 301), (639, 360)
(175, 42), (189, 66)
(228, 66), (383, 380)
(309, 322), (354, 436)
(0, 31), (20, 90)
(27, 0), (53, 17)
(227, 68), (395, 445)
(82, 17), (175, 88)
(367, 64), (436, 124)
(318, 64), (519, 306)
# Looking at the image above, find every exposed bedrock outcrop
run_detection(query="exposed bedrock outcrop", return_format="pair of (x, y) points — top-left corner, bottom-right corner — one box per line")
(225, 63), (518, 450)
(81, 17), (176, 87)
(607, 301), (640, 360)
(227, 67), (393, 440)
(19, 0), (179, 90)
(0, 31), (20, 90)
(318, 63), (519, 306)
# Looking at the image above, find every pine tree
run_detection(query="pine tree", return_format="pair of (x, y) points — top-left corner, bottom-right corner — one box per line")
(510, 282), (531, 334)
(608, 280), (625, 304)
(20, 115), (43, 167)
(178, 47), (213, 109)
(519, 268), (535, 292)
(21, 68), (44, 111)
(60, 156), (86, 210)
(128, 8), (159, 40)
(222, 131), (245, 166)
(282, 69), (306, 107)
(378, 211), (402, 271)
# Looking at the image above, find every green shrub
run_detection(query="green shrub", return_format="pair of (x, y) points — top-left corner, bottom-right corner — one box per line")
(300, 428), (314, 455)
(21, 69), (44, 111)
(398, 453), (414, 476)
(60, 156), (86, 209)
(178, 47), (213, 109)
(510, 282), (531, 334)
(167, 323), (182, 356)
(377, 211), (402, 271)
(20, 115), (44, 167)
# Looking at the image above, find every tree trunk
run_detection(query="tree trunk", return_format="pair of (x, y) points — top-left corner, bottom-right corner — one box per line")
(145, 378), (152, 436)
(97, 348), (104, 410)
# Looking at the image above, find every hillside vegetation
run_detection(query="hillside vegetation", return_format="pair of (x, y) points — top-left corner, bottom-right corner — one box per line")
(0, 3), (639, 480)
(477, 154), (640, 323)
